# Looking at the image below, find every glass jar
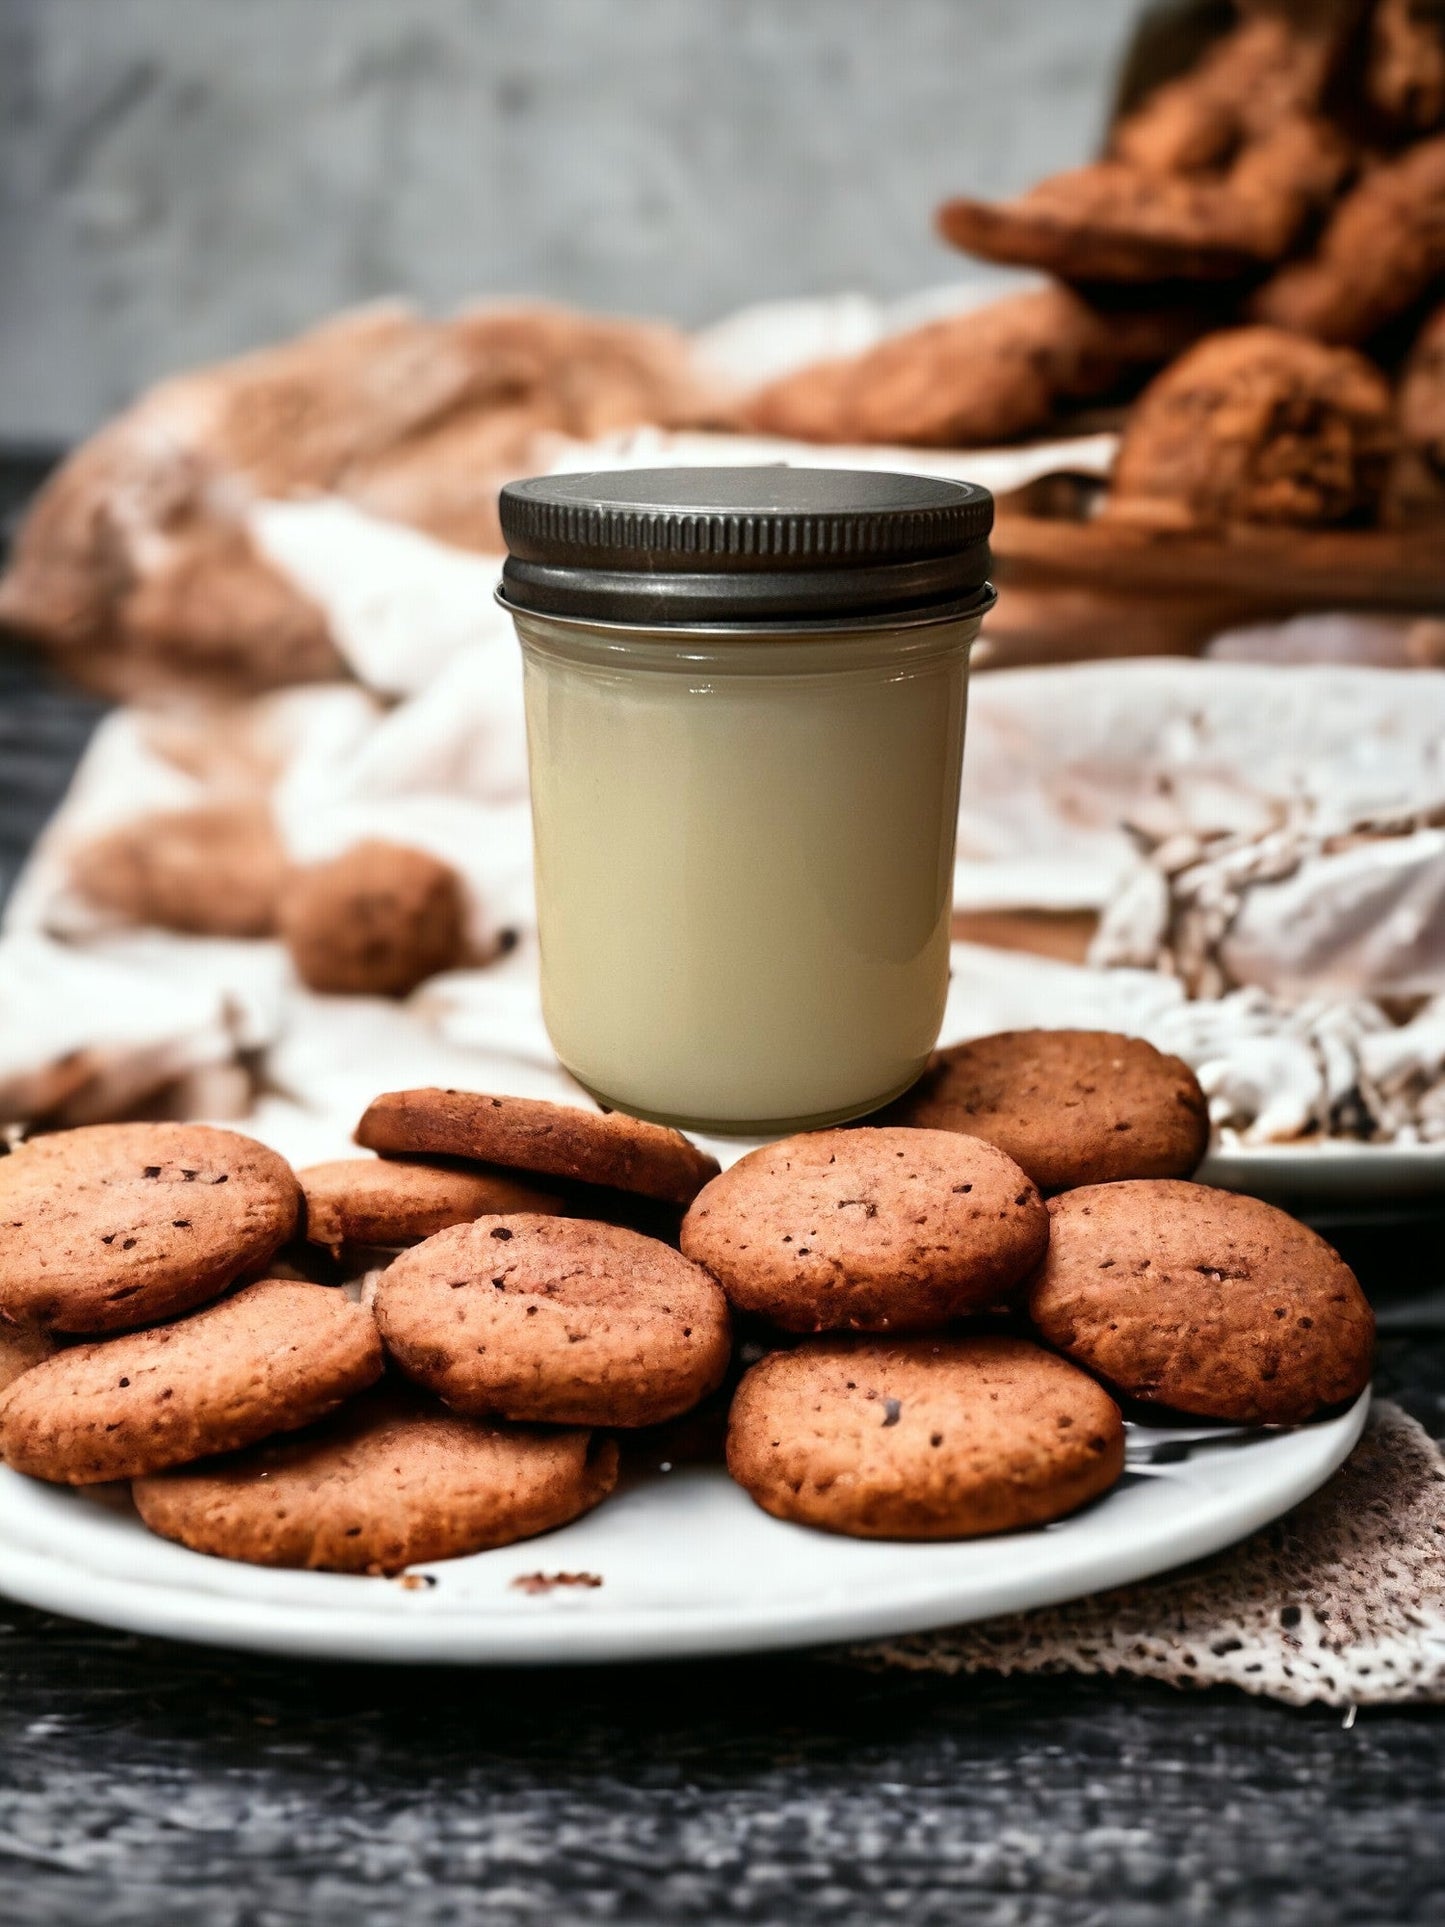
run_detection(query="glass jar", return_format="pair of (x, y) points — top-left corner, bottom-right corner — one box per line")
(497, 467), (995, 1136)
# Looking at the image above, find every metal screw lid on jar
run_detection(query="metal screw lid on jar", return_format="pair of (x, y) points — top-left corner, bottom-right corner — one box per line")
(496, 466), (995, 630)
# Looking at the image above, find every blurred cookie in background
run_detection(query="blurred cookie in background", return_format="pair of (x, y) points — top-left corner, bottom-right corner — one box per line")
(69, 800), (286, 938)
(937, 120), (1348, 285)
(1103, 327), (1396, 529)
(1362, 0), (1445, 138)
(1247, 136), (1445, 344)
(1385, 301), (1445, 524)
(745, 288), (1204, 448)
(279, 839), (468, 997)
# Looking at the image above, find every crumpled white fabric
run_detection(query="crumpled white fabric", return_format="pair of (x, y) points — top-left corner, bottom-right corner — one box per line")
(1149, 989), (1445, 1145)
(1224, 828), (1445, 1001)
(0, 929), (287, 1129)
(249, 501), (512, 701)
(956, 659), (1445, 913)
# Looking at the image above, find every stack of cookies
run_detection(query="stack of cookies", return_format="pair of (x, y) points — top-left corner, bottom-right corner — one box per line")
(747, 4), (1445, 543)
(0, 1100), (730, 1575)
(0, 1033), (1375, 1574)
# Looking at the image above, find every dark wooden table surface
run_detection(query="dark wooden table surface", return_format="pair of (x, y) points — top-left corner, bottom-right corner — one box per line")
(1, 453), (1443, 1927)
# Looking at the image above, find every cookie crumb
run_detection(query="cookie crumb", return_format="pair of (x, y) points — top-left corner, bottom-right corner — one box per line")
(510, 1570), (604, 1595)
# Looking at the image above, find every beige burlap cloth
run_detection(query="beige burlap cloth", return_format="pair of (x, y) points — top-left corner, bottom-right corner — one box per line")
(852, 1401), (1445, 1706)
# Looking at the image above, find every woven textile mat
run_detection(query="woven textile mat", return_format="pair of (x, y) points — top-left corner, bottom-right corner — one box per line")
(852, 1402), (1445, 1707)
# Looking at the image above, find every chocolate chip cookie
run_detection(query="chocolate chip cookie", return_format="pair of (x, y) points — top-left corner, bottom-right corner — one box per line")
(356, 1088), (720, 1207)
(1106, 327), (1395, 530)
(299, 1157), (565, 1255)
(133, 1388), (619, 1573)
(69, 800), (286, 938)
(279, 840), (467, 997)
(0, 1278), (383, 1483)
(891, 1030), (1210, 1192)
(680, 1127), (1048, 1332)
(746, 287), (1201, 450)
(1248, 137), (1445, 344)
(374, 1215), (731, 1426)
(0, 1124), (302, 1333)
(727, 1335), (1124, 1537)
(0, 1322), (55, 1397)
(1029, 1179), (1374, 1423)
(938, 118), (1347, 284)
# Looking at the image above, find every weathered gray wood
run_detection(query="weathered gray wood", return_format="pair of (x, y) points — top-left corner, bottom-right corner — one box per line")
(1, 1330), (1442, 1927)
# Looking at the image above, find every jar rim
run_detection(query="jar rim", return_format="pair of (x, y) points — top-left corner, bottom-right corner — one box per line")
(494, 578), (996, 640)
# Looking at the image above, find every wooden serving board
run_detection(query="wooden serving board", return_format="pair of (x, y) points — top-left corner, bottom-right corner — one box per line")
(949, 908), (1098, 963)
(983, 494), (1445, 667)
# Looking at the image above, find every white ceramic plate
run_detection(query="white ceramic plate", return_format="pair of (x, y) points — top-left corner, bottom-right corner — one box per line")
(1198, 1140), (1445, 1207)
(0, 1392), (1367, 1665)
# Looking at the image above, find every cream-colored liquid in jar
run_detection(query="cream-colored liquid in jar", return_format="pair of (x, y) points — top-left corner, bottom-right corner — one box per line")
(519, 619), (973, 1132)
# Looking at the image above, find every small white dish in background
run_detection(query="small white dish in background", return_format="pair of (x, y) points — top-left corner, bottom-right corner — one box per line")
(1198, 1140), (1445, 1208)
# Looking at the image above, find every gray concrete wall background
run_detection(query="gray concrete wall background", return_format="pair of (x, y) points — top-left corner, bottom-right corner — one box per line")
(0, 0), (1143, 440)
